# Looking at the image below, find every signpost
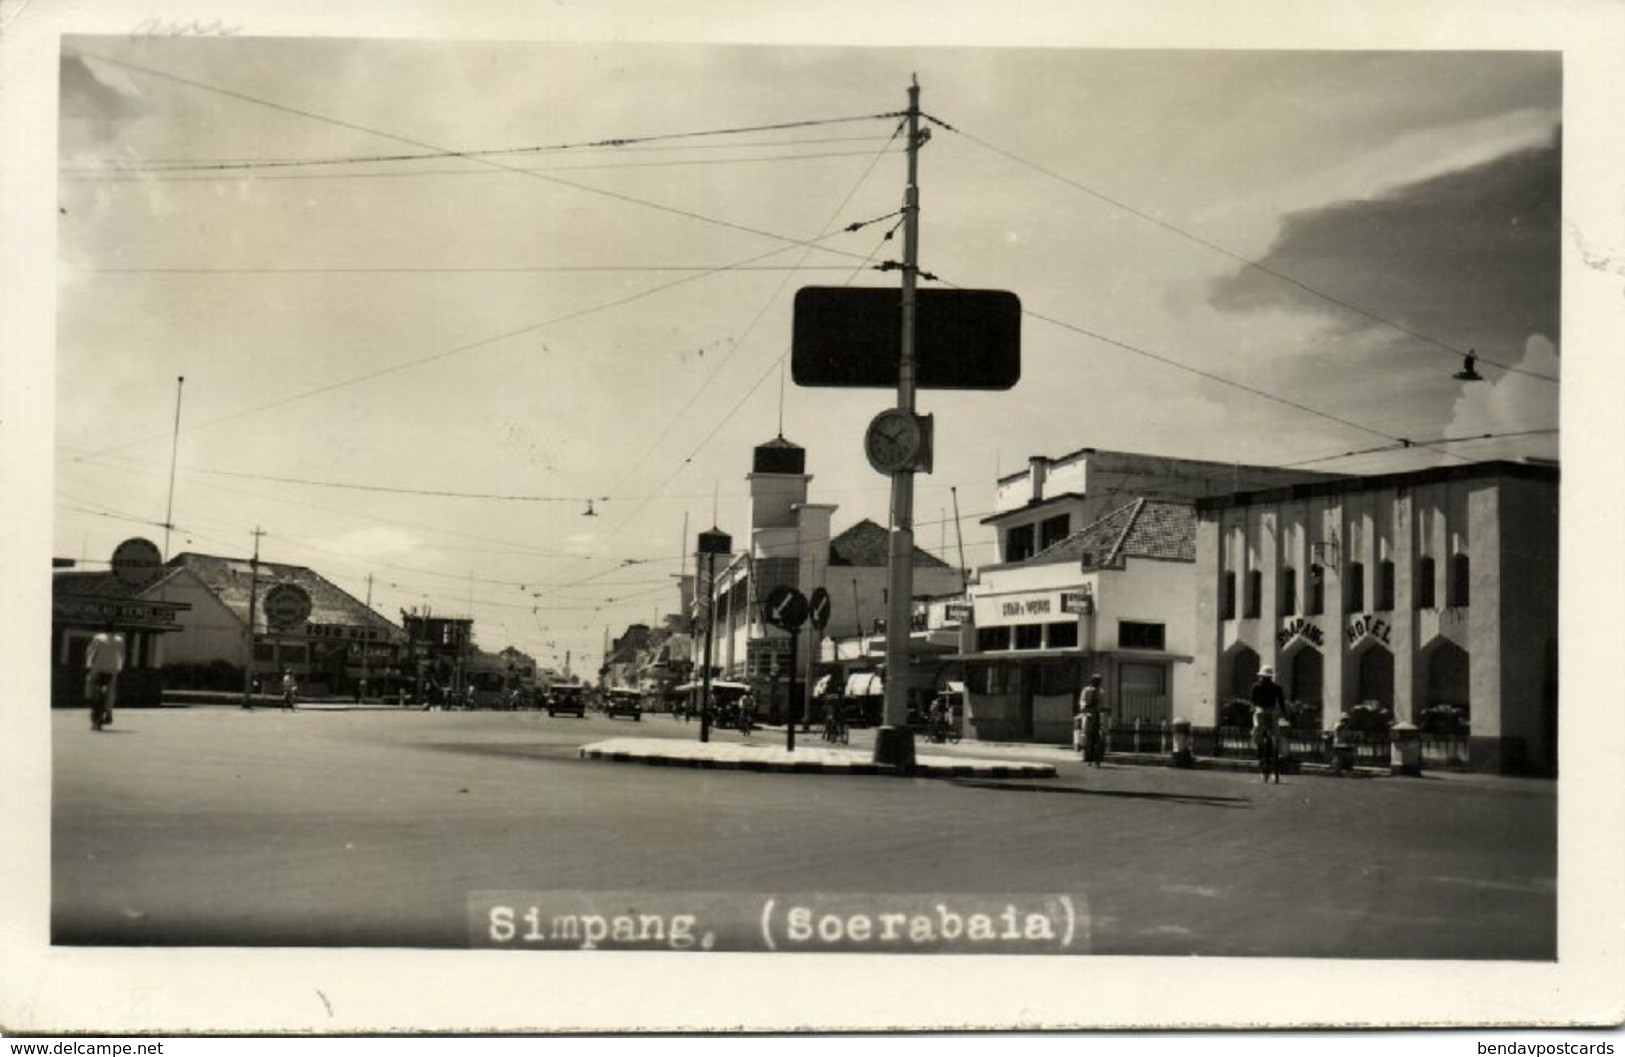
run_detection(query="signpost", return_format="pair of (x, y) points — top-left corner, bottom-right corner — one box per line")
(790, 78), (1020, 770)
(762, 584), (809, 752)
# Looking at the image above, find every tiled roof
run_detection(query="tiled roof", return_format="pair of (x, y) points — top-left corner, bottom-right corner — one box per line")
(52, 570), (136, 598)
(160, 552), (405, 639)
(829, 519), (951, 569)
(1029, 498), (1195, 567)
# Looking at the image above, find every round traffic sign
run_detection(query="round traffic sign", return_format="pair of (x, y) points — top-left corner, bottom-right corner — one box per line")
(762, 584), (809, 631)
(808, 587), (832, 631)
(262, 583), (313, 630)
(110, 537), (164, 587)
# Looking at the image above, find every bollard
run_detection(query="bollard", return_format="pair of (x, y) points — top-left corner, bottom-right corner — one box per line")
(1171, 717), (1195, 768)
(1390, 721), (1422, 776)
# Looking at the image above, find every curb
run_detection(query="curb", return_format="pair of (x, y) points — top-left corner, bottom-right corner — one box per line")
(577, 744), (1056, 779)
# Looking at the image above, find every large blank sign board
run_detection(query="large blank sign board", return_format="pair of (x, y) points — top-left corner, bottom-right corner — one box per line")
(791, 286), (1021, 390)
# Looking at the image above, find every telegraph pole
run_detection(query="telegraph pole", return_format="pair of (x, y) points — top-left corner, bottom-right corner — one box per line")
(874, 76), (924, 770)
(241, 525), (265, 708)
(162, 376), (184, 560)
(360, 572), (374, 700)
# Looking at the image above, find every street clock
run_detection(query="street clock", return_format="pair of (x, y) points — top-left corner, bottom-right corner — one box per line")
(864, 409), (932, 474)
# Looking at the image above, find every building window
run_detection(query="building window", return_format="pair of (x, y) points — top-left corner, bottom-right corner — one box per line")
(1308, 565), (1325, 615)
(1417, 556), (1436, 609)
(972, 664), (1011, 694)
(1448, 553), (1470, 607)
(1006, 524), (1035, 562)
(1377, 560), (1396, 611)
(1221, 571), (1236, 620)
(1346, 561), (1365, 612)
(977, 627), (1011, 652)
(1039, 514), (1071, 552)
(1244, 570), (1262, 619)
(1014, 624), (1043, 650)
(1046, 622), (1078, 649)
(754, 557), (799, 607)
(1280, 567), (1298, 616)
(253, 643), (274, 661)
(1118, 621), (1166, 651)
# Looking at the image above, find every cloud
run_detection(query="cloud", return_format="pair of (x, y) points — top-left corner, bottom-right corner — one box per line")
(1209, 133), (1561, 362)
(319, 526), (422, 561)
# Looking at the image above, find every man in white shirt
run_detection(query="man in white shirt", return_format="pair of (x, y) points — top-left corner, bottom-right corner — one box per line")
(84, 622), (126, 727)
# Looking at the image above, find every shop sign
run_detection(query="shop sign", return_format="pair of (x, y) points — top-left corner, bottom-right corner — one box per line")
(973, 590), (1062, 627)
(57, 595), (185, 629)
(1346, 614), (1393, 647)
(305, 623), (385, 642)
(263, 583), (313, 630)
(1276, 618), (1325, 649)
(1061, 589), (1093, 615)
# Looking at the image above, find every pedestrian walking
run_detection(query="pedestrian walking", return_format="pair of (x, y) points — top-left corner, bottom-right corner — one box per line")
(281, 668), (298, 711)
(84, 621), (125, 731)
(1076, 673), (1106, 766)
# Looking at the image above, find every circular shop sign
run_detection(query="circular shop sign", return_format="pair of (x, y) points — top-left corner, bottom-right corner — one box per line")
(111, 537), (164, 587)
(262, 583), (313, 630)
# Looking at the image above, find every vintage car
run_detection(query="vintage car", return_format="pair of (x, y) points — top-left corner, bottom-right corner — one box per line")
(546, 682), (588, 718)
(603, 687), (643, 721)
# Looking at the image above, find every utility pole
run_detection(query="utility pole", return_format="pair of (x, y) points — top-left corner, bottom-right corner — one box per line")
(163, 376), (185, 560)
(361, 572), (373, 700)
(874, 75), (924, 770)
(951, 485), (969, 595)
(241, 525), (264, 708)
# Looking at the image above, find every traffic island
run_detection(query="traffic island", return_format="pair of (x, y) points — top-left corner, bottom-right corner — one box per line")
(578, 738), (1057, 779)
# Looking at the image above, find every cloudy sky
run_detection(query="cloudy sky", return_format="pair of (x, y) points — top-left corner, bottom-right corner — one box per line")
(47, 33), (1565, 673)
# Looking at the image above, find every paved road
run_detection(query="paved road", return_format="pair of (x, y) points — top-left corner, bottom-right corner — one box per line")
(52, 707), (1556, 957)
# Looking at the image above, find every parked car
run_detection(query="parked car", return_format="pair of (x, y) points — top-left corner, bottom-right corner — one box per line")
(547, 683), (587, 718)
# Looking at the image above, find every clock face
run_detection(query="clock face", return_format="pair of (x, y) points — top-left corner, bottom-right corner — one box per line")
(865, 410), (922, 473)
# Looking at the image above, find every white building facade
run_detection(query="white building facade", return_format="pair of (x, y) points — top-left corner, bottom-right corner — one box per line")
(1191, 461), (1559, 774)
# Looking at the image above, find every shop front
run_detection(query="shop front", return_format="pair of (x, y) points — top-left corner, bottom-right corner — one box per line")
(51, 576), (189, 708)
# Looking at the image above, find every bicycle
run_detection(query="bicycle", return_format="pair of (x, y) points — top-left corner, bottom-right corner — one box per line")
(87, 673), (114, 732)
(925, 712), (960, 745)
(1256, 730), (1282, 783)
(823, 711), (849, 744)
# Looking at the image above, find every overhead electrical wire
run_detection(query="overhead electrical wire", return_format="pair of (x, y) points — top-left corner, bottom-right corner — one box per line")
(64, 147), (908, 183)
(65, 50), (893, 269)
(922, 111), (1560, 386)
(597, 117), (909, 541)
(937, 275), (1475, 466)
(60, 114), (904, 174)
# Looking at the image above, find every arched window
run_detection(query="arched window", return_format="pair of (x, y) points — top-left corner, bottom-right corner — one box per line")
(1417, 556), (1436, 609)
(1221, 571), (1236, 621)
(1280, 567), (1298, 616)
(1244, 570), (1262, 619)
(1448, 553), (1470, 607)
(1307, 564), (1325, 615)
(1377, 560), (1396, 611)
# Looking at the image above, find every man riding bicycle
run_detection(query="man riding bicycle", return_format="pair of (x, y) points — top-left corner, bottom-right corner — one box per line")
(84, 621), (125, 731)
(1251, 665), (1286, 783)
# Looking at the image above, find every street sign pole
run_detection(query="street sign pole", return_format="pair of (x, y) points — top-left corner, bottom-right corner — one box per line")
(875, 77), (924, 771)
(785, 631), (798, 753)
